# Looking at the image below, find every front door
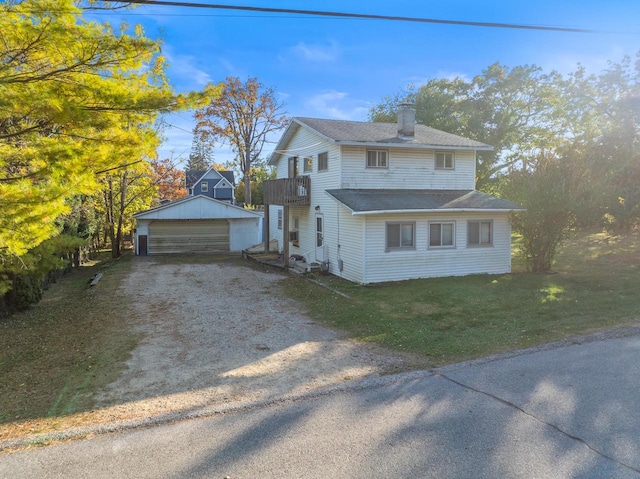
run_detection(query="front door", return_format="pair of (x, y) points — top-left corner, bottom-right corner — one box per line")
(315, 214), (324, 262)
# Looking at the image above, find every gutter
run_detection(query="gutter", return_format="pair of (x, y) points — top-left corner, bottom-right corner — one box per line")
(350, 208), (526, 216)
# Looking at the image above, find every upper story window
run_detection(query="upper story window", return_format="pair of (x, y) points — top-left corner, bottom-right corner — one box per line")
(468, 220), (492, 247)
(303, 156), (312, 173)
(435, 151), (455, 169)
(318, 152), (329, 171)
(288, 156), (298, 178)
(429, 221), (455, 248)
(200, 181), (208, 192)
(386, 222), (415, 251)
(367, 149), (388, 168)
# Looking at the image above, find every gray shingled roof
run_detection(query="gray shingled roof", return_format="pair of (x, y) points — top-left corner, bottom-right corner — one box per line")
(185, 169), (235, 188)
(219, 171), (235, 185)
(325, 189), (525, 214)
(295, 117), (492, 150)
(185, 170), (206, 189)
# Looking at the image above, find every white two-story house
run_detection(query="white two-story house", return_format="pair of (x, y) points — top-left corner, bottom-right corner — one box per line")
(262, 104), (524, 284)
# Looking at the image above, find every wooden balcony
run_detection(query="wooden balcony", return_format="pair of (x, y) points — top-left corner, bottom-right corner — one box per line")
(263, 177), (310, 206)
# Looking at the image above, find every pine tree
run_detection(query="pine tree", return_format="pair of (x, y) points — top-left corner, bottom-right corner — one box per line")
(187, 131), (213, 171)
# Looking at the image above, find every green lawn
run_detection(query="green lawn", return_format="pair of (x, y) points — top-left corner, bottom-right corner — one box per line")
(283, 229), (640, 366)
(1, 229), (638, 441)
(0, 254), (138, 436)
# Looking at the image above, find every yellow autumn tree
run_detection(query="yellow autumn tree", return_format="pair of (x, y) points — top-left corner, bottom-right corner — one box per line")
(0, 1), (214, 283)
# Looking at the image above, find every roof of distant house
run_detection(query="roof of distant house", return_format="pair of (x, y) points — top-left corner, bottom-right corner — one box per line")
(185, 169), (235, 189)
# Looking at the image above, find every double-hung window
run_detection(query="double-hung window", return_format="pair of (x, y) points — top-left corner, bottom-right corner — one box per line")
(386, 222), (415, 251)
(200, 181), (208, 192)
(435, 151), (455, 169)
(468, 220), (492, 246)
(367, 149), (388, 168)
(303, 156), (312, 173)
(429, 222), (455, 248)
(318, 152), (328, 171)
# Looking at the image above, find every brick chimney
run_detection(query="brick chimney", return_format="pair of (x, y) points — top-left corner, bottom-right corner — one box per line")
(397, 102), (416, 139)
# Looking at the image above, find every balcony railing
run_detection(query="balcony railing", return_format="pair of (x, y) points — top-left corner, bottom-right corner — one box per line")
(263, 177), (310, 206)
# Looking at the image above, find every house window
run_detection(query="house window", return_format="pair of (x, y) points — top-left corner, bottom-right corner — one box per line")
(435, 151), (455, 169)
(367, 150), (388, 168)
(289, 217), (300, 246)
(318, 152), (328, 171)
(277, 209), (283, 230)
(288, 157), (298, 178)
(468, 220), (493, 246)
(386, 222), (415, 251)
(200, 181), (208, 192)
(303, 156), (312, 173)
(429, 222), (455, 248)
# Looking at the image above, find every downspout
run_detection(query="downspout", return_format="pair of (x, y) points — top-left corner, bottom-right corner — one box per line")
(362, 215), (367, 284)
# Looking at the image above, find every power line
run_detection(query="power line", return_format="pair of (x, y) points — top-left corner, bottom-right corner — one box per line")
(102, 0), (597, 34)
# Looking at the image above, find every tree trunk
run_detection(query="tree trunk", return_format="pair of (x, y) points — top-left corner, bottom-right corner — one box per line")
(244, 149), (252, 205)
(114, 171), (128, 257)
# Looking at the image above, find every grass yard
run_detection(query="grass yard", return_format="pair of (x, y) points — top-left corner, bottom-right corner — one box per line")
(0, 254), (137, 437)
(284, 229), (640, 366)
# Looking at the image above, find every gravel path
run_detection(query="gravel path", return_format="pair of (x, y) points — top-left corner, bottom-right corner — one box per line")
(92, 256), (414, 419)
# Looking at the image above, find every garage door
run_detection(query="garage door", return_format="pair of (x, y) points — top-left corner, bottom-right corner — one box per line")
(148, 220), (229, 254)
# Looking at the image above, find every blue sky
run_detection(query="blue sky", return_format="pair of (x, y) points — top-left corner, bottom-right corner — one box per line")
(93, 1), (640, 166)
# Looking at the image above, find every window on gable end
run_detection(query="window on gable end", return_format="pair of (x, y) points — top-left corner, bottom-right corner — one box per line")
(435, 151), (455, 169)
(200, 181), (208, 192)
(367, 150), (388, 168)
(318, 152), (328, 171)
(303, 156), (312, 173)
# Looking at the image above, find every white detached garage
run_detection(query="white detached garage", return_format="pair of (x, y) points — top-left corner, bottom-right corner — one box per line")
(133, 196), (262, 255)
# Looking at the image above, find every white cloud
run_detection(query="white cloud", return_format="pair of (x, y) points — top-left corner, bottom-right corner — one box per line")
(304, 91), (370, 121)
(163, 47), (211, 88)
(434, 71), (472, 82)
(284, 40), (340, 64)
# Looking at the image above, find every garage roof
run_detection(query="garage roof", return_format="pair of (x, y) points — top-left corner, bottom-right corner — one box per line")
(134, 195), (262, 220)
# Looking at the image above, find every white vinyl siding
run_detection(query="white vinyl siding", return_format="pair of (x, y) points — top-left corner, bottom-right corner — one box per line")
(341, 146), (476, 190)
(363, 213), (512, 284)
(270, 126), (340, 255)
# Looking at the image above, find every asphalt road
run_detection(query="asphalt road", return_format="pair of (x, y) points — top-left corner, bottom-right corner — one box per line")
(3, 330), (640, 478)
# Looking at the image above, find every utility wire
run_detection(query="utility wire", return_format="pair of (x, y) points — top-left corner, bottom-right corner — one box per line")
(102, 0), (597, 34)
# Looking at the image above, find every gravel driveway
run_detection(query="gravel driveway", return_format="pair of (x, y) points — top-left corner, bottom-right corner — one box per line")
(93, 255), (413, 419)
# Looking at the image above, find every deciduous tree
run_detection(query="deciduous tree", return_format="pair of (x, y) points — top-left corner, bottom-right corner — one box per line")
(194, 77), (287, 205)
(0, 0), (211, 269)
(151, 158), (187, 202)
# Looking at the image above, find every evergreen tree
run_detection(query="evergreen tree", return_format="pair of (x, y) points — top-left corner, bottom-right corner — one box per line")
(187, 131), (213, 171)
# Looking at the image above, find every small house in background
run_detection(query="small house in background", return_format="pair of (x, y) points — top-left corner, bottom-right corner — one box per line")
(185, 167), (236, 204)
(262, 104), (524, 284)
